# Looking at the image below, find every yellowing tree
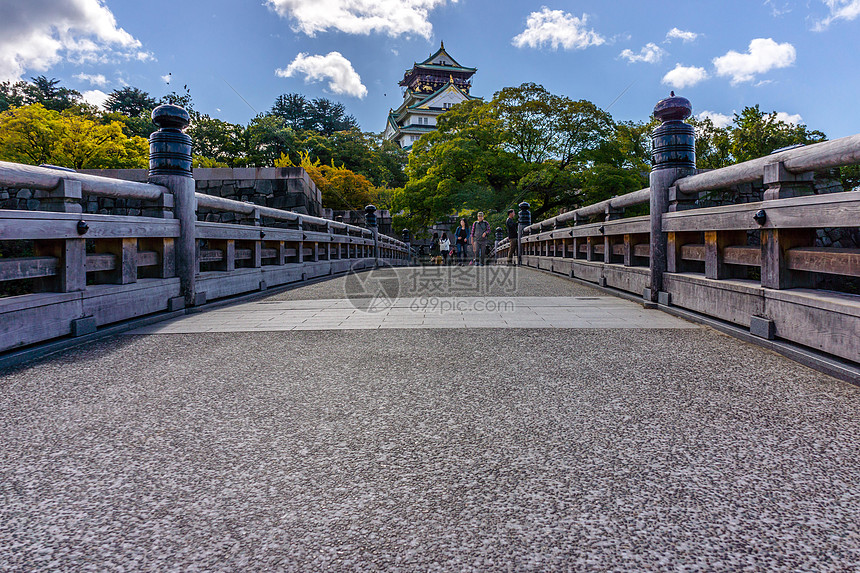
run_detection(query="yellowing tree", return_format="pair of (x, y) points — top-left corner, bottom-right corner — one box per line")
(0, 104), (64, 165)
(0, 104), (148, 169)
(55, 111), (148, 169)
(276, 152), (376, 210)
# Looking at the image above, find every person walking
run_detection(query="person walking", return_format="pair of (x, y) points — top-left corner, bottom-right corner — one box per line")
(429, 232), (440, 263)
(471, 212), (490, 266)
(440, 232), (451, 265)
(454, 218), (470, 265)
(505, 209), (518, 265)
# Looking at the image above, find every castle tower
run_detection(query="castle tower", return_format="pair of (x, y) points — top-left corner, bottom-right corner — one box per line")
(383, 42), (481, 150)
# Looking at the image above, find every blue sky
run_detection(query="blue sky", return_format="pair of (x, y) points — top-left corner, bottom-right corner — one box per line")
(3, 0), (859, 137)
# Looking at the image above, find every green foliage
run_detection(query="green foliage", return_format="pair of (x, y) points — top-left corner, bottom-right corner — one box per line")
(0, 81), (30, 112)
(730, 105), (826, 162)
(397, 99), (523, 228)
(26, 76), (82, 112)
(105, 87), (157, 118)
(0, 77), (81, 113)
(399, 83), (622, 224)
(269, 93), (359, 135)
(160, 85), (194, 113)
(189, 114), (247, 167)
(0, 104), (147, 169)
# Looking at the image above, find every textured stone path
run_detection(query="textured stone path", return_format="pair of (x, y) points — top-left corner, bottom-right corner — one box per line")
(128, 296), (697, 333)
(1, 267), (858, 571)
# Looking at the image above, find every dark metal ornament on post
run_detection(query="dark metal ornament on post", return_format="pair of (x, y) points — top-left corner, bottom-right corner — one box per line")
(651, 94), (695, 171)
(365, 204), (379, 267)
(149, 104), (192, 178)
(401, 228), (412, 263)
(517, 201), (531, 265)
(149, 104), (197, 304)
(648, 94), (697, 303)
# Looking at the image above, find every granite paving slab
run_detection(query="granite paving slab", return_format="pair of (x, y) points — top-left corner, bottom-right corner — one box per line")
(1, 328), (857, 571)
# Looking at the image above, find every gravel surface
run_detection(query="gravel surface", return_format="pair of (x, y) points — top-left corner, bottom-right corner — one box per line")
(267, 266), (598, 300)
(1, 326), (858, 572)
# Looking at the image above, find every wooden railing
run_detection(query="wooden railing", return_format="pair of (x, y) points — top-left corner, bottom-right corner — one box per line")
(495, 133), (860, 365)
(0, 161), (409, 354)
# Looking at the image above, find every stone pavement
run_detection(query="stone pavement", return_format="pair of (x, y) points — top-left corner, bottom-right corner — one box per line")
(128, 297), (697, 332)
(1, 267), (858, 571)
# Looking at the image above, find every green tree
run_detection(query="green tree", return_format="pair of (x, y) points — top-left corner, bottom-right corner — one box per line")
(105, 87), (157, 118)
(730, 105), (826, 163)
(26, 76), (81, 112)
(245, 114), (298, 167)
(0, 81), (31, 112)
(306, 97), (359, 135)
(189, 114), (246, 167)
(55, 111), (148, 169)
(270, 93), (310, 131)
(160, 85), (194, 113)
(397, 99), (523, 228)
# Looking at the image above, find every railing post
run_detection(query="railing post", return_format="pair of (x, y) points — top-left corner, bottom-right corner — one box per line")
(401, 228), (411, 265)
(648, 93), (697, 303)
(518, 202), (531, 266)
(365, 205), (378, 267)
(148, 105), (196, 306)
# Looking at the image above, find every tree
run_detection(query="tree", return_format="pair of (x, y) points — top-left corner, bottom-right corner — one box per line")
(270, 93), (310, 131)
(0, 104), (147, 169)
(276, 152), (375, 210)
(26, 76), (81, 112)
(105, 87), (157, 117)
(493, 83), (615, 218)
(160, 85), (194, 113)
(0, 104), (65, 165)
(54, 111), (148, 169)
(0, 81), (30, 112)
(189, 114), (246, 167)
(326, 129), (407, 189)
(245, 114), (298, 167)
(306, 97), (359, 135)
(689, 116), (732, 170)
(730, 105), (826, 163)
(397, 99), (524, 228)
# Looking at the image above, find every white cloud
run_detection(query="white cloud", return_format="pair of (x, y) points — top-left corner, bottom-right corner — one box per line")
(713, 38), (796, 84)
(662, 64), (708, 89)
(696, 110), (733, 128)
(81, 89), (109, 109)
(666, 28), (698, 42)
(276, 51), (367, 98)
(775, 111), (803, 125)
(0, 0), (142, 82)
(512, 8), (605, 50)
(74, 72), (107, 87)
(619, 43), (665, 64)
(264, 0), (452, 39)
(814, 0), (860, 29)
(764, 0), (793, 17)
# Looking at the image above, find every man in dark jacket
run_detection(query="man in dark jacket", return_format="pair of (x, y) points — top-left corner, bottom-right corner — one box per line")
(505, 209), (518, 265)
(471, 212), (490, 266)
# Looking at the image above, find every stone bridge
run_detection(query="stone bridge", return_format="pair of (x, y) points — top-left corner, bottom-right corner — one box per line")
(1, 99), (859, 570)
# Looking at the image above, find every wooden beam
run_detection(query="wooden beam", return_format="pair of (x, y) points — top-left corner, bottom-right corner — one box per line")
(0, 256), (58, 281)
(786, 247), (860, 277)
